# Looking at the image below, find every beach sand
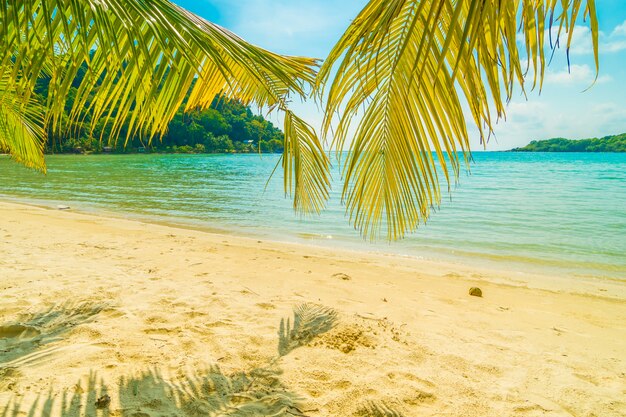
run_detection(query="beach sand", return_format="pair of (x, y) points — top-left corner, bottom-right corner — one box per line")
(1, 200), (624, 416)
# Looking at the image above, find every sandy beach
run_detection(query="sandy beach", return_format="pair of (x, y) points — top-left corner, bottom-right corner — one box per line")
(1, 200), (624, 416)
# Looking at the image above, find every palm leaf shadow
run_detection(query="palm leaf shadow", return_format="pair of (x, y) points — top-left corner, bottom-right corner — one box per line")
(278, 303), (338, 356)
(1, 371), (108, 417)
(357, 402), (405, 417)
(119, 366), (302, 417)
(0, 301), (107, 368)
(1, 396), (20, 417)
(1, 303), (339, 417)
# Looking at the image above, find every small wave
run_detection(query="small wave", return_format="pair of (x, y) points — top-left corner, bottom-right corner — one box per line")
(296, 233), (333, 240)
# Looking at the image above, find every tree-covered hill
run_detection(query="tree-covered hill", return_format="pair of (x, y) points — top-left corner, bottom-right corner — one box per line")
(511, 133), (626, 152)
(33, 66), (285, 155)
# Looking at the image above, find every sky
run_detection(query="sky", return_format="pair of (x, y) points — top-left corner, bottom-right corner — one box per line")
(175, 0), (626, 151)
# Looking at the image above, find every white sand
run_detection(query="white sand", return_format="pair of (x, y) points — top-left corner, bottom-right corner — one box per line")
(0, 201), (624, 416)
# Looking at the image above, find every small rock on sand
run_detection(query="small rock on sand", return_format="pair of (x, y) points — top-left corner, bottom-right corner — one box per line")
(333, 273), (352, 281)
(95, 395), (111, 409)
(469, 287), (483, 297)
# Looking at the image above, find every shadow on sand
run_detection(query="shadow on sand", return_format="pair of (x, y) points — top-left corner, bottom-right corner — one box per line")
(1, 303), (405, 417)
(0, 301), (107, 368)
(1, 371), (109, 417)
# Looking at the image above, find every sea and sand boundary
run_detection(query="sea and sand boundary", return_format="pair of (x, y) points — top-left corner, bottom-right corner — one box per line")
(1, 200), (625, 416)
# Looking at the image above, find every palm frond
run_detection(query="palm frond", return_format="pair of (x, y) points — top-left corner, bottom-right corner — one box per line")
(317, 0), (599, 240)
(1, 0), (329, 212)
(282, 110), (331, 214)
(0, 70), (46, 171)
(278, 303), (338, 356)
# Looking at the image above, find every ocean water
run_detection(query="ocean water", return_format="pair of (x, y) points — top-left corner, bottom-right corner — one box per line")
(1, 152), (624, 280)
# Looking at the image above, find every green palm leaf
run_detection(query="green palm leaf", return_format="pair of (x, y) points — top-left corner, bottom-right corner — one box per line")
(1, 0), (330, 213)
(1, 1), (601, 235)
(0, 69), (46, 171)
(317, 0), (599, 240)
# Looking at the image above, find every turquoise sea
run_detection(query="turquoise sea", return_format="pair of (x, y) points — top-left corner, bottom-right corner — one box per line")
(1, 152), (624, 280)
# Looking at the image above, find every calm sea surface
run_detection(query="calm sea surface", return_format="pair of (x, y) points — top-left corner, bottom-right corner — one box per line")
(1, 152), (624, 280)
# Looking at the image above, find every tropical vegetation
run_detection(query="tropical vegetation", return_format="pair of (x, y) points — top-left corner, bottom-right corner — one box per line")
(41, 92), (285, 154)
(27, 65), (285, 154)
(162, 99), (286, 154)
(0, 0), (600, 239)
(512, 133), (626, 152)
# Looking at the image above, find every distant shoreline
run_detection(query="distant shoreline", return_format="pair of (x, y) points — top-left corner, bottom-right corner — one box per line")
(507, 150), (625, 153)
(510, 133), (626, 152)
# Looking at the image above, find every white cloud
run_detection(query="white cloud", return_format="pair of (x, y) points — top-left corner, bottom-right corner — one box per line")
(544, 64), (612, 85)
(612, 20), (626, 36)
(481, 98), (626, 150)
(560, 26), (594, 55)
(602, 39), (626, 53)
(556, 20), (626, 56)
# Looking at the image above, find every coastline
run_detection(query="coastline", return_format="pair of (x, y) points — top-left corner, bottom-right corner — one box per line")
(1, 200), (625, 416)
(1, 194), (624, 295)
(2, 152), (625, 283)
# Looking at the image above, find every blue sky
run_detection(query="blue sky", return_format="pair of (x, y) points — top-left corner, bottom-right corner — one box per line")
(176, 0), (626, 150)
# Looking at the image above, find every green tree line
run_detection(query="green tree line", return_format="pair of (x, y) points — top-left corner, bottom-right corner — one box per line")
(512, 133), (626, 152)
(33, 68), (285, 155)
